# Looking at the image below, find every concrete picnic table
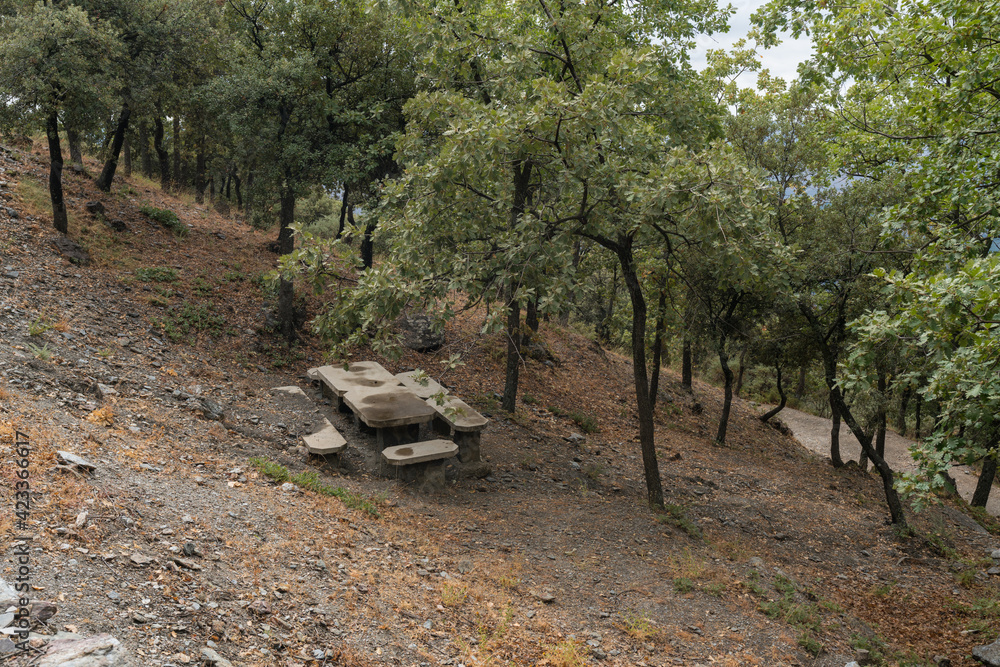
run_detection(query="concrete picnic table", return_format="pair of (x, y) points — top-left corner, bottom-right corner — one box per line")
(343, 385), (437, 448)
(310, 362), (402, 410)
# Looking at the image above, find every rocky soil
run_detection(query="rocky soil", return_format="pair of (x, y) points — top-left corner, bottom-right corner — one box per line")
(1, 141), (1000, 667)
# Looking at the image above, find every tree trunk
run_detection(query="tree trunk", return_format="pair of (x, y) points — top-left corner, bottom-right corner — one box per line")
(829, 392), (844, 468)
(233, 171), (242, 209)
(795, 364), (807, 399)
(682, 337), (693, 391)
(122, 133), (131, 177)
(560, 239), (582, 325)
(972, 449), (997, 508)
(276, 185), (296, 341)
(195, 151), (206, 204)
(759, 363), (787, 423)
(525, 294), (539, 333)
(154, 116), (170, 192)
(45, 112), (68, 235)
(95, 102), (131, 192)
(617, 240), (664, 509)
(648, 287), (667, 410)
(734, 346), (747, 397)
(829, 385), (908, 527)
(172, 116), (181, 190)
(361, 219), (377, 269)
(338, 184), (349, 238)
(716, 334), (735, 445)
(277, 185), (295, 255)
(139, 121), (152, 178)
(501, 291), (521, 412)
(897, 386), (912, 435)
(67, 127), (82, 167)
(501, 160), (532, 412)
(875, 370), (887, 460)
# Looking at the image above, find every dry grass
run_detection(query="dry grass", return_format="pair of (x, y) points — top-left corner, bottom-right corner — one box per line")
(541, 639), (588, 667)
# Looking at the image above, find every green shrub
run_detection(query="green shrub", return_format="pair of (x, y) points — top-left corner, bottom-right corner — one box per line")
(140, 205), (188, 238)
(135, 266), (178, 283)
(249, 457), (380, 517)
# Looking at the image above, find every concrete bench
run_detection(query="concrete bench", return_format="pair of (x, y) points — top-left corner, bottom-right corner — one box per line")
(382, 439), (458, 493)
(394, 371), (450, 400)
(302, 418), (347, 460)
(425, 396), (488, 462)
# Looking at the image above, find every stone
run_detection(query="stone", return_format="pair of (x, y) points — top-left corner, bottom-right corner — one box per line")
(566, 432), (585, 443)
(991, 549), (1000, 559)
(0, 639), (16, 658)
(56, 451), (96, 471)
(271, 385), (307, 398)
(748, 557), (764, 569)
(397, 313), (444, 352)
(85, 201), (106, 216)
(199, 398), (225, 421)
(31, 600), (57, 622)
(104, 218), (128, 233)
(0, 578), (19, 608)
(280, 483), (298, 493)
(172, 558), (203, 571)
(533, 591), (556, 603)
(0, 612), (13, 629)
(96, 384), (117, 398)
(200, 647), (234, 667)
(37, 634), (126, 667)
(51, 236), (91, 266)
(974, 639), (1000, 666)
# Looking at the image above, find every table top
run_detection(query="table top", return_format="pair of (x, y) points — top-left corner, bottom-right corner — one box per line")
(344, 385), (436, 428)
(395, 371), (450, 399)
(313, 362), (400, 398)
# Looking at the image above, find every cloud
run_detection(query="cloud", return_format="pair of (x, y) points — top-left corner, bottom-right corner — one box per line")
(689, 0), (815, 87)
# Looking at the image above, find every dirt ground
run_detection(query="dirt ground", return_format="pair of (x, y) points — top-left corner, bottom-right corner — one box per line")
(1, 141), (1000, 667)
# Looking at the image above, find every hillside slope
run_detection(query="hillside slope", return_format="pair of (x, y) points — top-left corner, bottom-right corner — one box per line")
(1, 142), (999, 667)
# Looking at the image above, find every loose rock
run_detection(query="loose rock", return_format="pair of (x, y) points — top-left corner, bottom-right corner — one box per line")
(36, 634), (127, 667)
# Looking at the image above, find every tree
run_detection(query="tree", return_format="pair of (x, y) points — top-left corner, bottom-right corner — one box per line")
(222, 0), (411, 339)
(0, 3), (115, 233)
(755, 0), (1000, 516)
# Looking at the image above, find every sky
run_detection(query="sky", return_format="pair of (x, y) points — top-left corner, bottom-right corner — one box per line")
(690, 0), (815, 87)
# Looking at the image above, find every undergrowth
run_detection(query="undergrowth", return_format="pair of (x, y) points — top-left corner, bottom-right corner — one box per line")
(249, 457), (380, 518)
(140, 205), (188, 238)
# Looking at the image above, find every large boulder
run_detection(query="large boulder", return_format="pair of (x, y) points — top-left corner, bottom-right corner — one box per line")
(51, 236), (91, 266)
(397, 313), (444, 352)
(974, 639), (1000, 666)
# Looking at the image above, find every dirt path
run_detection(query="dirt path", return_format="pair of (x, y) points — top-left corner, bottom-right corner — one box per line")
(778, 406), (1000, 516)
